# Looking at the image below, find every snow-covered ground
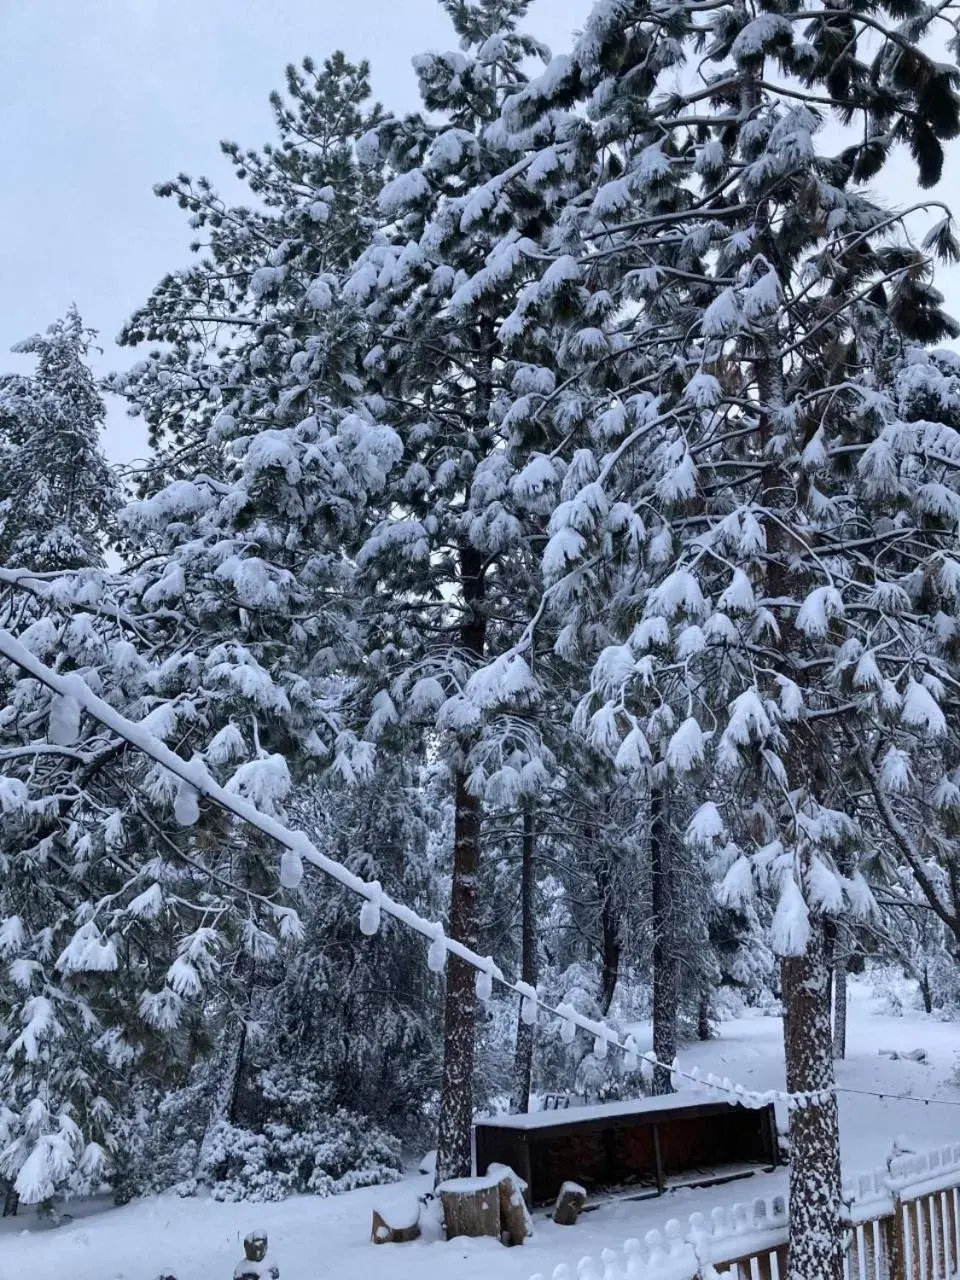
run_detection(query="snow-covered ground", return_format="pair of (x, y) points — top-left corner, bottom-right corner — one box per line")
(2, 978), (958, 1280)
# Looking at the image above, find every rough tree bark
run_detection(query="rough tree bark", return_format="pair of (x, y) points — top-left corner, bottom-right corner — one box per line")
(833, 951), (847, 1061)
(439, 1175), (501, 1239)
(782, 918), (843, 1280)
(2, 1180), (18, 1218)
(436, 542), (487, 1184)
(511, 803), (537, 1113)
(595, 837), (621, 1016)
(823, 917), (836, 1055)
(196, 966), (253, 1174)
(747, 152), (844, 1270)
(919, 963), (933, 1015)
(650, 780), (678, 1094)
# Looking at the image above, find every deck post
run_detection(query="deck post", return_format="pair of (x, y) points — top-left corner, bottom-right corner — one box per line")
(884, 1198), (905, 1280)
(767, 1106), (780, 1168)
(652, 1123), (665, 1195)
(517, 1137), (533, 1210)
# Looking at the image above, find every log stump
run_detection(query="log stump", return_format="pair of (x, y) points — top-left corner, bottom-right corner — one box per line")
(437, 1175), (502, 1241)
(553, 1181), (587, 1226)
(488, 1164), (533, 1245)
(370, 1201), (422, 1244)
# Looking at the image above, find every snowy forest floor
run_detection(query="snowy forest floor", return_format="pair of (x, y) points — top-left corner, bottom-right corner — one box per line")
(2, 977), (958, 1280)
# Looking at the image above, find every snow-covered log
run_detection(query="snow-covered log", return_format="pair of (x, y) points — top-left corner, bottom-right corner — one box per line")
(488, 1163), (533, 1244)
(437, 1174), (502, 1241)
(370, 1202), (421, 1245)
(553, 1180), (587, 1225)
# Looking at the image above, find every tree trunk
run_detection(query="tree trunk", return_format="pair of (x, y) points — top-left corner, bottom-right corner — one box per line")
(511, 803), (537, 1114)
(742, 64), (842, 1275)
(919, 962), (933, 1015)
(781, 918), (843, 1280)
(439, 1176), (501, 1240)
(650, 781), (678, 1095)
(832, 952), (847, 1060)
(596, 847), (620, 1016)
(823, 917), (836, 1056)
(436, 542), (487, 1185)
(197, 961), (254, 1174)
(2, 1179), (18, 1218)
(436, 761), (482, 1183)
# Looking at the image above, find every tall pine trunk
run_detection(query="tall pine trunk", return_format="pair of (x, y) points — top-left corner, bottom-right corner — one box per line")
(919, 963), (933, 1015)
(650, 781), (677, 1094)
(750, 157), (844, 1269)
(593, 825), (620, 1016)
(782, 918), (843, 1280)
(2, 1180), (18, 1218)
(435, 543), (487, 1184)
(833, 953), (847, 1060)
(511, 803), (537, 1113)
(197, 964), (254, 1175)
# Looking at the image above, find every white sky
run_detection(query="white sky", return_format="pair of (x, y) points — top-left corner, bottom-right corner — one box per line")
(1, 0), (957, 466)
(0, 0), (589, 465)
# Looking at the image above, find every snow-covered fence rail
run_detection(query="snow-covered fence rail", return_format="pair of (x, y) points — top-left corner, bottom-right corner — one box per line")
(859, 1143), (960, 1280)
(532, 1142), (960, 1280)
(528, 1195), (788, 1280)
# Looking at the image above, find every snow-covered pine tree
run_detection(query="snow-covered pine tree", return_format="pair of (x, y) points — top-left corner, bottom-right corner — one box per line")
(259, 763), (444, 1125)
(454, 0), (960, 1272)
(105, 51), (409, 830)
(481, 701), (642, 1111)
(103, 53), (443, 1183)
(127, 757), (444, 1203)
(115, 53), (386, 476)
(0, 310), (127, 1211)
(0, 307), (119, 571)
(342, 0), (565, 1181)
(842, 343), (960, 988)
(0, 58), (402, 1206)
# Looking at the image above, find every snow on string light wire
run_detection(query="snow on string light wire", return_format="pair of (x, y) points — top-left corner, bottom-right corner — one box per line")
(0, 625), (832, 1110)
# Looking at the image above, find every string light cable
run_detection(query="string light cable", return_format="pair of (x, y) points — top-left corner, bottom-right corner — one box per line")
(834, 1087), (960, 1107)
(0, 624), (854, 1111)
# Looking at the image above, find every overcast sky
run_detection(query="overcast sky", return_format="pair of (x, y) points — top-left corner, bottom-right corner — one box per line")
(0, 0), (589, 464)
(1, 0), (957, 466)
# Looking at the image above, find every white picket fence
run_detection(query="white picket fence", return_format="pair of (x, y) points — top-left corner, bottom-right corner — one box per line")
(531, 1142), (960, 1280)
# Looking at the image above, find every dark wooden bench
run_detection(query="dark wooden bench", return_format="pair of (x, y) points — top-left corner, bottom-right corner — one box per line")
(474, 1094), (778, 1207)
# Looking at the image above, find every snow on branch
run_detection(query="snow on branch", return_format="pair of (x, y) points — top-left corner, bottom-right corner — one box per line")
(0, 624), (828, 1108)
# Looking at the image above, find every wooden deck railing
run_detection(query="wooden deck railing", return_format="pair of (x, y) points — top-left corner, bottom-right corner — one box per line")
(530, 1141), (960, 1280)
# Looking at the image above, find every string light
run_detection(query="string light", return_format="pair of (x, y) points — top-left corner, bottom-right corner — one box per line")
(835, 1087), (960, 1108)
(0, 626), (835, 1110)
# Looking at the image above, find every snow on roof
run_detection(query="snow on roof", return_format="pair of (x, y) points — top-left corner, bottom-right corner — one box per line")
(474, 1089), (743, 1131)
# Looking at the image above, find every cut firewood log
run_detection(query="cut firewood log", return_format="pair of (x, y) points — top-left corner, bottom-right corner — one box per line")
(488, 1163), (533, 1245)
(370, 1199), (422, 1244)
(553, 1181), (587, 1226)
(437, 1174), (502, 1241)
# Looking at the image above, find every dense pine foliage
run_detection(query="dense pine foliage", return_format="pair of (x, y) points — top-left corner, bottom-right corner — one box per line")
(2, 1), (960, 1272)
